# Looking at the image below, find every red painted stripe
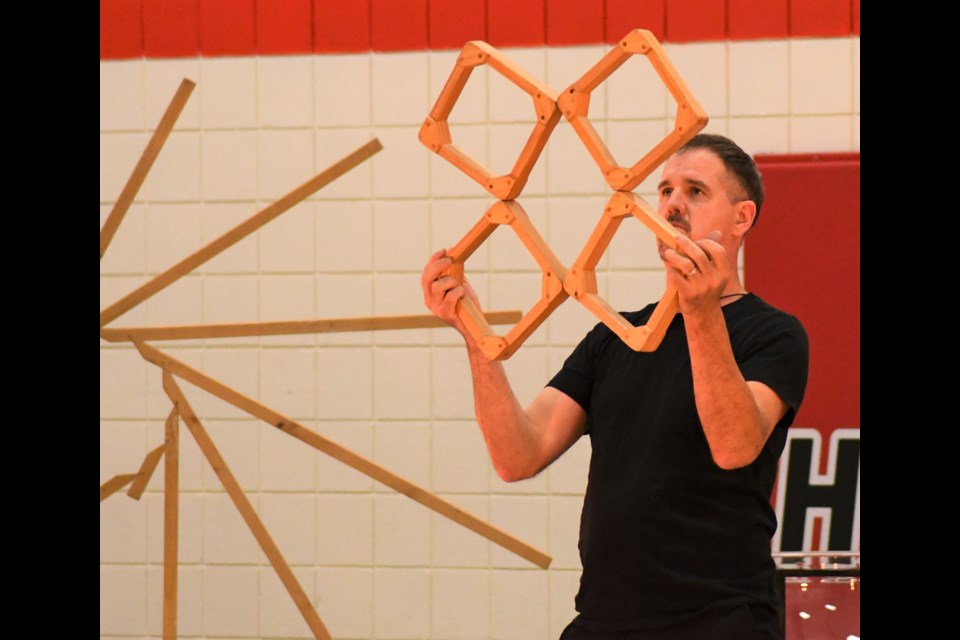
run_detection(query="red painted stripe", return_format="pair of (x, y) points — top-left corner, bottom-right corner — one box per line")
(315, 0), (371, 52)
(665, 0), (726, 43)
(143, 0), (199, 57)
(371, 0), (428, 51)
(791, 0), (851, 37)
(101, 0), (143, 59)
(546, 0), (604, 46)
(606, 0), (666, 43)
(257, 0), (313, 53)
(102, 0), (861, 59)
(748, 154), (860, 433)
(728, 0), (788, 40)
(430, 0), (486, 49)
(488, 0), (545, 46)
(200, 0), (255, 56)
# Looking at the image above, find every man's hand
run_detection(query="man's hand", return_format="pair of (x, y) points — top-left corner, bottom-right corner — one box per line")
(660, 231), (732, 315)
(421, 248), (480, 338)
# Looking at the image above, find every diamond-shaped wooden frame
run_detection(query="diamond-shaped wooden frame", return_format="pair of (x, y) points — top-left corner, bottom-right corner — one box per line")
(564, 192), (682, 352)
(446, 200), (568, 360)
(557, 29), (709, 192)
(419, 41), (561, 200)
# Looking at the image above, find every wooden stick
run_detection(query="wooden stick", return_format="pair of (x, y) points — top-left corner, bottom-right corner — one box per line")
(100, 78), (196, 260)
(100, 474), (137, 502)
(162, 407), (179, 640)
(99, 138), (383, 327)
(162, 370), (332, 640)
(126, 442), (167, 500)
(137, 341), (552, 569)
(99, 310), (523, 343)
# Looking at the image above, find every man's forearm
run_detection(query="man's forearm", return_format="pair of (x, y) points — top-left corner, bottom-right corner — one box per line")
(684, 308), (767, 469)
(464, 341), (544, 482)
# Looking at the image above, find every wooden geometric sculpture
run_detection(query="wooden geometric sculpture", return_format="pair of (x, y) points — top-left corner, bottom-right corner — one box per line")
(557, 29), (709, 191)
(444, 201), (568, 360)
(564, 192), (682, 351)
(422, 30), (708, 360)
(419, 41), (562, 200)
(100, 78), (546, 640)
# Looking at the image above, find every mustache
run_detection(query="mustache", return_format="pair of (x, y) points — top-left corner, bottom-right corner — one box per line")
(666, 213), (689, 232)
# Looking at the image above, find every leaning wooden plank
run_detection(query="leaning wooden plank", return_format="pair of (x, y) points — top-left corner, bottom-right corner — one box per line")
(99, 138), (383, 327)
(100, 474), (137, 502)
(100, 78), (196, 260)
(126, 442), (168, 500)
(100, 310), (523, 342)
(163, 407), (179, 640)
(162, 370), (332, 640)
(137, 341), (552, 569)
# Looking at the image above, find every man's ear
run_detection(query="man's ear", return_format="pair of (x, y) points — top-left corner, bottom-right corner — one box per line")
(734, 200), (757, 238)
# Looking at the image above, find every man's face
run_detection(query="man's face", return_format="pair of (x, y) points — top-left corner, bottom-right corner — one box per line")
(656, 148), (746, 255)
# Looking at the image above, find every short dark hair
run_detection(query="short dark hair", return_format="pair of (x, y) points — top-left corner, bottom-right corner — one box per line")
(678, 133), (764, 227)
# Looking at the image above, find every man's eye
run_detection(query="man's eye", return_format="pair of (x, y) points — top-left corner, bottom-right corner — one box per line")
(660, 188), (672, 197)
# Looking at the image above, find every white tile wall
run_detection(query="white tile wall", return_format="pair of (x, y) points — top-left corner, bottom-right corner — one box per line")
(202, 493), (262, 564)
(374, 494), (432, 566)
(430, 51), (487, 124)
(374, 421), (432, 490)
(261, 494), (319, 565)
(143, 130), (202, 201)
(100, 566), (147, 635)
(606, 51), (669, 120)
(374, 568), (431, 639)
(729, 40), (790, 116)
(100, 131), (148, 202)
(258, 128), (316, 201)
(201, 130), (258, 201)
(102, 37), (859, 638)
(258, 55), (315, 128)
(665, 42), (728, 117)
(202, 419), (261, 491)
(372, 52), (430, 126)
(100, 59), (144, 131)
(316, 54), (372, 128)
(316, 494), (374, 565)
(790, 115), (854, 152)
(316, 421), (376, 492)
(791, 38), (853, 115)
(432, 568), (490, 639)
(431, 494), (491, 567)
(144, 58), (201, 129)
(491, 569), (549, 640)
(203, 565), (260, 635)
(200, 57), (258, 129)
(261, 420), (317, 490)
(260, 566), (316, 638)
(316, 567), (374, 637)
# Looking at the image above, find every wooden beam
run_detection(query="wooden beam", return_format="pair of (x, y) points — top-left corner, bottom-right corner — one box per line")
(163, 407), (179, 640)
(100, 474), (136, 502)
(101, 79), (195, 260)
(99, 310), (523, 342)
(162, 370), (332, 640)
(138, 341), (552, 569)
(99, 138), (383, 327)
(126, 442), (167, 500)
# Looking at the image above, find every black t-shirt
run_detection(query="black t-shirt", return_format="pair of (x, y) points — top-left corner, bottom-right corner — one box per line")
(547, 293), (808, 631)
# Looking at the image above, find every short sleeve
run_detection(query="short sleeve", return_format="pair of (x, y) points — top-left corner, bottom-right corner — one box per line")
(736, 313), (809, 429)
(547, 328), (600, 416)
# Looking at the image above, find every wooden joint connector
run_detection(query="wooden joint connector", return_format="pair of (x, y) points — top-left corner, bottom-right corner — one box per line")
(459, 42), (489, 68)
(418, 117), (452, 152)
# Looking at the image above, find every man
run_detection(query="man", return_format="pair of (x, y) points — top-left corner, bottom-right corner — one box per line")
(421, 134), (808, 639)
